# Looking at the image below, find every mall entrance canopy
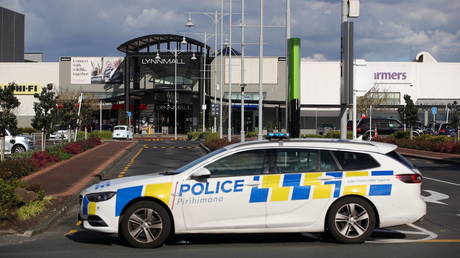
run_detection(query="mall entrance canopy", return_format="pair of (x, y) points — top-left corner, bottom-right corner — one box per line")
(117, 34), (211, 133)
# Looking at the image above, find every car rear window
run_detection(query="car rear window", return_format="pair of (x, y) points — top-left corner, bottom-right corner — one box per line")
(332, 151), (380, 171)
(386, 151), (415, 169)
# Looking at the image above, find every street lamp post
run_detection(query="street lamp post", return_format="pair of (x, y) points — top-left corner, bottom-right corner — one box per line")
(258, 0), (264, 140)
(185, 6), (226, 137)
(228, 0), (233, 142)
(240, 0), (246, 142)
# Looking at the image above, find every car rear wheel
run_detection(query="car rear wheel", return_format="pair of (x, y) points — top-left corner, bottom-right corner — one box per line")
(120, 201), (171, 248)
(12, 144), (26, 153)
(326, 196), (376, 243)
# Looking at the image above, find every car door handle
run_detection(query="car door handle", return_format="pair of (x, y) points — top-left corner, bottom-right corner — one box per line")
(318, 175), (335, 181)
(245, 182), (260, 187)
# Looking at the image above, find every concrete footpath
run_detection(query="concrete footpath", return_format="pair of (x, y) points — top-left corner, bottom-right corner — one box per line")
(23, 141), (136, 197)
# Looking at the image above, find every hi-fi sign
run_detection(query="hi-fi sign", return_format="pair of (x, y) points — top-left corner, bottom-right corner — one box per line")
(0, 84), (41, 95)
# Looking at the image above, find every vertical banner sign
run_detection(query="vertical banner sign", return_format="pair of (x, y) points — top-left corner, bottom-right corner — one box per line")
(288, 38), (301, 138)
(341, 22), (354, 105)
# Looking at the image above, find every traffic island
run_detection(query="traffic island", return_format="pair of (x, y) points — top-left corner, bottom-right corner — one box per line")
(0, 141), (136, 236)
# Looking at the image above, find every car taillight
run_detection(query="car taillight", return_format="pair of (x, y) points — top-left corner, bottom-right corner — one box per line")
(396, 174), (422, 183)
(440, 129), (445, 133)
(357, 128), (362, 133)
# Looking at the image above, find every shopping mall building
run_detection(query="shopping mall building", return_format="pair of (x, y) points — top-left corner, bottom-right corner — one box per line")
(0, 5), (459, 133)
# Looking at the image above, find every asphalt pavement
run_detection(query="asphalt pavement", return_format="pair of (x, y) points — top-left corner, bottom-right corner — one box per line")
(0, 140), (459, 258)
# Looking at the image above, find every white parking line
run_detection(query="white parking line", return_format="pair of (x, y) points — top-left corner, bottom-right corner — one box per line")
(366, 223), (438, 244)
(424, 176), (460, 186)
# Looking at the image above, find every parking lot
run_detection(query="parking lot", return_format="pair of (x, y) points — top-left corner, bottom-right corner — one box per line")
(0, 140), (459, 258)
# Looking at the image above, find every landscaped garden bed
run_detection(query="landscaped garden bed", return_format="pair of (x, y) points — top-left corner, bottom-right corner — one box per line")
(0, 137), (102, 230)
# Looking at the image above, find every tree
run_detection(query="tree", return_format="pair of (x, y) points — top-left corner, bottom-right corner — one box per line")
(449, 101), (459, 129)
(357, 87), (391, 116)
(60, 101), (79, 142)
(398, 94), (418, 139)
(0, 83), (20, 161)
(32, 84), (57, 151)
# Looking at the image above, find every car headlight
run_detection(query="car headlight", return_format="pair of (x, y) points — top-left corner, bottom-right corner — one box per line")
(86, 192), (116, 202)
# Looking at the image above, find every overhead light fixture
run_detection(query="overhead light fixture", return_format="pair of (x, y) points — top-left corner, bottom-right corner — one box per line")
(191, 53), (197, 60)
(185, 14), (194, 27)
(181, 36), (187, 45)
(155, 52), (161, 60)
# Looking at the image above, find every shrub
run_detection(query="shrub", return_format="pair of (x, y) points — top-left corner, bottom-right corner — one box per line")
(433, 142), (460, 154)
(0, 179), (23, 219)
(300, 134), (324, 138)
(245, 131), (258, 138)
(200, 132), (219, 141)
(205, 138), (239, 151)
(47, 149), (73, 161)
(89, 130), (112, 140)
(187, 131), (201, 140)
(16, 127), (38, 135)
(79, 137), (102, 151)
(30, 151), (58, 169)
(0, 159), (36, 180)
(392, 131), (410, 139)
(62, 142), (83, 154)
(17, 196), (52, 221)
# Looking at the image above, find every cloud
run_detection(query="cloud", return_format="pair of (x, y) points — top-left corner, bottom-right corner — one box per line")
(123, 8), (180, 32)
(0, 0), (458, 62)
(304, 53), (328, 61)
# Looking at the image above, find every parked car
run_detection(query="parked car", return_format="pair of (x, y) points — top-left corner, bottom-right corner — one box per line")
(317, 123), (335, 135)
(3, 129), (34, 154)
(79, 134), (425, 247)
(436, 123), (457, 136)
(357, 118), (404, 136)
(112, 125), (133, 140)
(49, 125), (69, 140)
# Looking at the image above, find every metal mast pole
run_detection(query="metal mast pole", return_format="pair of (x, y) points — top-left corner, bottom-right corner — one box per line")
(240, 0), (245, 142)
(285, 0), (290, 132)
(219, 0), (224, 138)
(258, 0), (264, 140)
(228, 0), (233, 141)
(214, 10), (218, 133)
(340, 0), (349, 140)
(202, 32), (207, 132)
(174, 50), (178, 140)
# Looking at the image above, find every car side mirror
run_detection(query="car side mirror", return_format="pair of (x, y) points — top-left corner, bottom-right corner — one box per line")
(191, 167), (211, 181)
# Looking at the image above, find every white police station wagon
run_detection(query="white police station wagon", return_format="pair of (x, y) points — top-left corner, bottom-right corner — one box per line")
(79, 135), (425, 248)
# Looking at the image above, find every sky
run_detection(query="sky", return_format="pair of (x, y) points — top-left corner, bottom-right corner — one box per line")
(1, 0), (459, 62)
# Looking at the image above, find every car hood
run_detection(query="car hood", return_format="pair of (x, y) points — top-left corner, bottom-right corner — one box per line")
(81, 173), (175, 195)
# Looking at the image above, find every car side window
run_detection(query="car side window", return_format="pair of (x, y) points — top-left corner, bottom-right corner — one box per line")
(332, 151), (380, 170)
(388, 120), (401, 128)
(205, 150), (266, 178)
(320, 150), (339, 171)
(275, 149), (319, 174)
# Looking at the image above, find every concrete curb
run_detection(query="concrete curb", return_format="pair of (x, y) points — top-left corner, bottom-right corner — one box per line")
(399, 151), (460, 165)
(21, 142), (138, 237)
(199, 143), (211, 153)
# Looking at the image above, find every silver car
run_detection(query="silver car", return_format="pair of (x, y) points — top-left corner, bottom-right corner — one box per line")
(4, 129), (34, 154)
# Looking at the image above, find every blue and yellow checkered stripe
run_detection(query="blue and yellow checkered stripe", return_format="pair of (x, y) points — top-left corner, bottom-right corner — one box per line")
(249, 170), (393, 203)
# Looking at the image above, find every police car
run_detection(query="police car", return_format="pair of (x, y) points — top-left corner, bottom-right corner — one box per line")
(79, 134), (425, 248)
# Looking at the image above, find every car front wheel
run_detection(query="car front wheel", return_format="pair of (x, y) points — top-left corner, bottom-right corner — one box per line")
(326, 196), (376, 243)
(120, 201), (171, 248)
(12, 144), (26, 153)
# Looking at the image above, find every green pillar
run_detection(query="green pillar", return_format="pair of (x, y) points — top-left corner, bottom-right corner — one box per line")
(288, 38), (301, 137)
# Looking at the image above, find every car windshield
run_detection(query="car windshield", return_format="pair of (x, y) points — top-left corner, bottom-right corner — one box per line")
(114, 126), (126, 130)
(173, 148), (227, 174)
